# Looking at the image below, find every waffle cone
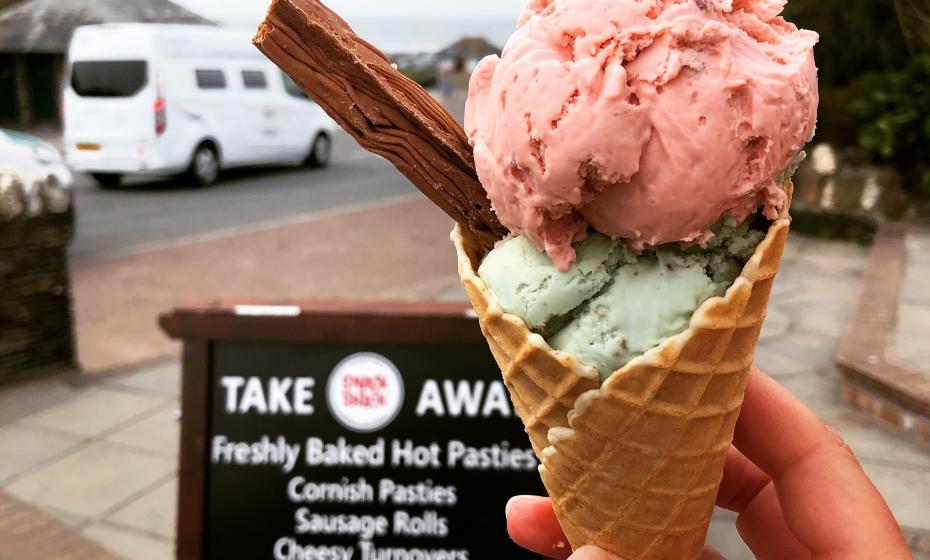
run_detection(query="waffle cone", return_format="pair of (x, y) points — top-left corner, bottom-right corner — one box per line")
(452, 183), (793, 559)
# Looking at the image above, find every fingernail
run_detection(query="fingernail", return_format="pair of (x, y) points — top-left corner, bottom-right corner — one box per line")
(570, 545), (622, 559)
(504, 495), (534, 518)
(504, 496), (520, 518)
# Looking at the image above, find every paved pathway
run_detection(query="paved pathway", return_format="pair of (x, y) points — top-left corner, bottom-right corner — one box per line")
(3, 203), (929, 558)
(71, 196), (459, 372)
(897, 227), (930, 373)
(0, 363), (180, 560)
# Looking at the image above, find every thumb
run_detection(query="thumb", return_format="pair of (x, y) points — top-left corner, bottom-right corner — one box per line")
(570, 545), (725, 560)
(569, 546), (622, 560)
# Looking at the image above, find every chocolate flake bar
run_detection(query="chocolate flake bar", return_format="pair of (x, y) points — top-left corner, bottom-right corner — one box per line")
(254, 0), (507, 250)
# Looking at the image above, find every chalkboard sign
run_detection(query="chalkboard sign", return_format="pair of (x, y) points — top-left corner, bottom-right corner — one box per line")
(161, 300), (546, 560)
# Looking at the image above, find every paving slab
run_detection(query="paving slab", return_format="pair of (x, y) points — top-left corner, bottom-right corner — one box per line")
(777, 374), (850, 422)
(706, 509), (752, 559)
(0, 425), (82, 484)
(758, 305), (791, 341)
(759, 330), (841, 375)
(897, 228), (930, 373)
(36, 503), (89, 529)
(793, 236), (870, 274)
(781, 297), (855, 338)
(104, 403), (180, 458)
(901, 265), (930, 306)
(106, 477), (177, 540)
(15, 386), (169, 438)
(897, 304), (930, 372)
(82, 522), (174, 560)
(835, 418), (930, 470)
(753, 344), (813, 379)
(774, 259), (865, 298)
(5, 441), (175, 519)
(0, 377), (88, 427)
(862, 461), (930, 532)
(102, 361), (181, 397)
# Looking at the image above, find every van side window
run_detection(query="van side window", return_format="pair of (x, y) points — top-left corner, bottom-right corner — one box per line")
(195, 69), (226, 89)
(242, 70), (268, 90)
(282, 73), (311, 101)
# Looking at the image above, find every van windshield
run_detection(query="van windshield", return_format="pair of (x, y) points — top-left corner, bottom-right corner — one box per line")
(71, 60), (148, 97)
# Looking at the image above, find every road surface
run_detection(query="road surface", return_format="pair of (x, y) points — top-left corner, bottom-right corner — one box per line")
(69, 133), (416, 262)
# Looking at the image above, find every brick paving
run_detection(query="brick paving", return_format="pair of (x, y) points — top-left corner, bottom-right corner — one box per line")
(71, 195), (457, 373)
(0, 490), (121, 560)
(2, 199), (929, 559)
(836, 224), (930, 442)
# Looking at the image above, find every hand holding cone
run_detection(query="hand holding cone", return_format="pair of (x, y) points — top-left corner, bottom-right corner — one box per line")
(502, 368), (910, 559)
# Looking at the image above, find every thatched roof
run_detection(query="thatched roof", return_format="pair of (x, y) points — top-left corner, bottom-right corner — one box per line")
(0, 0), (214, 54)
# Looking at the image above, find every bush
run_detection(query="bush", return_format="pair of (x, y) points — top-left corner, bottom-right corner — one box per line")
(848, 54), (930, 196)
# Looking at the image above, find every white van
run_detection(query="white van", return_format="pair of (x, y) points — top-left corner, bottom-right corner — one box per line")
(64, 24), (337, 188)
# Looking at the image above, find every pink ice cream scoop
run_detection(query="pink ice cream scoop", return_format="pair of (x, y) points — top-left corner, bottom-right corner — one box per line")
(465, 0), (819, 271)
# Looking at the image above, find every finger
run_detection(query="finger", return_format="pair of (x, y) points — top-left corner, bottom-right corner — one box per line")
(715, 446), (770, 512)
(734, 481), (811, 560)
(733, 368), (908, 557)
(570, 545), (727, 559)
(569, 546), (620, 559)
(716, 447), (809, 559)
(506, 495), (572, 559)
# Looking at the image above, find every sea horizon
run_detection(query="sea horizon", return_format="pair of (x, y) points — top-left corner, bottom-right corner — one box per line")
(228, 16), (518, 54)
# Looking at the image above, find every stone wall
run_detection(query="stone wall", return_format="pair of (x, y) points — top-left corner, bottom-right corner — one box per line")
(0, 169), (76, 384)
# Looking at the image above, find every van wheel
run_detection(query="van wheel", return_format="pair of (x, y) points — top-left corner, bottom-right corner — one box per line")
(189, 144), (220, 186)
(305, 134), (332, 168)
(92, 173), (122, 189)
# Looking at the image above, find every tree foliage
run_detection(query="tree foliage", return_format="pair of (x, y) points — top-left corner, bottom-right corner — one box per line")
(895, 0), (930, 54)
(849, 54), (930, 195)
(782, 0), (911, 87)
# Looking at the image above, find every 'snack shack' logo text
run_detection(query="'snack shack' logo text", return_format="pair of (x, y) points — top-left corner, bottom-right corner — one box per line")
(341, 372), (388, 408)
(327, 353), (405, 433)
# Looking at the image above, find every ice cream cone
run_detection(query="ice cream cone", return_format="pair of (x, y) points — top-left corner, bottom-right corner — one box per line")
(452, 183), (793, 560)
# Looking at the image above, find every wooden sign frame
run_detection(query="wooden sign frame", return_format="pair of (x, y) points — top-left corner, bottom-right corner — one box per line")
(159, 299), (487, 560)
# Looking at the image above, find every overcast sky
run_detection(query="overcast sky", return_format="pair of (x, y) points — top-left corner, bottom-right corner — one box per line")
(173, 0), (527, 24)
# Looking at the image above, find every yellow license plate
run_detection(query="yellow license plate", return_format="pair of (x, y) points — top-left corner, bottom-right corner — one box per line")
(76, 143), (101, 151)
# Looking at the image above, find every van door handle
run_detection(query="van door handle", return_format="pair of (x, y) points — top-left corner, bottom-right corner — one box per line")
(264, 108), (277, 118)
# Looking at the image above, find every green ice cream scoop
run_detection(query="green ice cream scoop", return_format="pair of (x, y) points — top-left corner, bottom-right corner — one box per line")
(477, 233), (631, 331)
(549, 254), (723, 381)
(478, 222), (763, 382)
